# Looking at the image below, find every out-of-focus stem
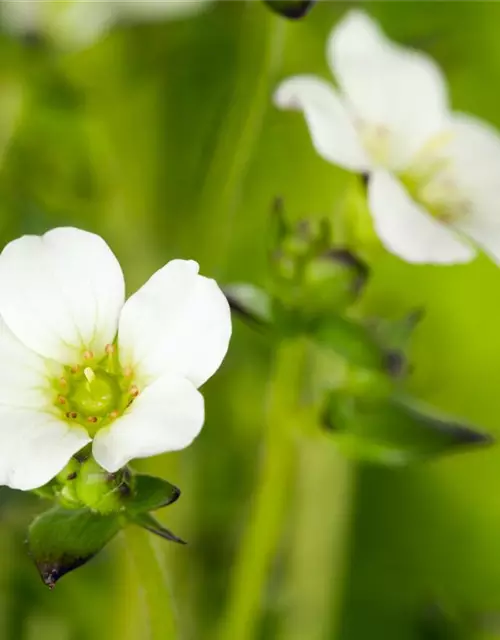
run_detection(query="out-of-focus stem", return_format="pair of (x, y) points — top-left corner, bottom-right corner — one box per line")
(278, 438), (355, 640)
(218, 338), (310, 640)
(195, 2), (286, 275)
(125, 526), (178, 640)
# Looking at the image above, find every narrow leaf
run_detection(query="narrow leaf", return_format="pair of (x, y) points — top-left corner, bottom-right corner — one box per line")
(131, 512), (186, 545)
(224, 283), (273, 326)
(28, 507), (122, 588)
(125, 474), (180, 515)
(324, 393), (492, 465)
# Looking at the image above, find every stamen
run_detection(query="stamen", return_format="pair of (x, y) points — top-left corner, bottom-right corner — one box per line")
(57, 395), (66, 405)
(129, 385), (139, 397)
(105, 344), (115, 354)
(109, 410), (119, 419)
(83, 350), (94, 360)
(66, 411), (78, 419)
(123, 366), (133, 378)
(59, 377), (67, 387)
(84, 367), (96, 384)
(87, 416), (98, 424)
(71, 365), (80, 374)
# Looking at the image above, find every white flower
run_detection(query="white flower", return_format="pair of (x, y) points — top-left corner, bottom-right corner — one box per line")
(1, 0), (212, 50)
(0, 227), (231, 490)
(275, 10), (500, 265)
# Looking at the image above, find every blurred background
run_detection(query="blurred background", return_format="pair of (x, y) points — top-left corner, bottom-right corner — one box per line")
(1, 1), (500, 639)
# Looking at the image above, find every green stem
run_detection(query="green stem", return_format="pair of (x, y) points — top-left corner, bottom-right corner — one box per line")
(218, 338), (310, 640)
(125, 526), (179, 640)
(194, 2), (286, 274)
(277, 438), (355, 640)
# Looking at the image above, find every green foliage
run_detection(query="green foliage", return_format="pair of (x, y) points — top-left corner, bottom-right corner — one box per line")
(27, 507), (122, 588)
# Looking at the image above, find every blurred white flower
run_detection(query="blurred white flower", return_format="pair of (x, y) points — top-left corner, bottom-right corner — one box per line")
(1, 0), (212, 49)
(0, 227), (231, 490)
(275, 10), (500, 265)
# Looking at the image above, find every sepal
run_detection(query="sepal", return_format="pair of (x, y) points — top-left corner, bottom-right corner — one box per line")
(323, 392), (492, 465)
(27, 506), (122, 588)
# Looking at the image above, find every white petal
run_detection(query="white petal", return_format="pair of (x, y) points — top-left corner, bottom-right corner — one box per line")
(0, 408), (90, 490)
(119, 0), (212, 22)
(93, 374), (204, 472)
(118, 259), (231, 388)
(47, 1), (116, 50)
(439, 114), (500, 264)
(0, 228), (125, 365)
(1, 1), (41, 36)
(274, 75), (371, 172)
(0, 316), (56, 409)
(329, 10), (449, 167)
(368, 170), (475, 264)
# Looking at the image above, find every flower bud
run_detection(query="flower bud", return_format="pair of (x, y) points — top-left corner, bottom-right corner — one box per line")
(74, 457), (131, 514)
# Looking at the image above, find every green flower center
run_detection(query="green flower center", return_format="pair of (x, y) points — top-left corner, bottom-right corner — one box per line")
(53, 345), (139, 437)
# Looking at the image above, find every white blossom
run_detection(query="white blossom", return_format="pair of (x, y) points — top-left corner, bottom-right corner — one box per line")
(275, 10), (500, 265)
(1, 0), (212, 49)
(0, 227), (231, 490)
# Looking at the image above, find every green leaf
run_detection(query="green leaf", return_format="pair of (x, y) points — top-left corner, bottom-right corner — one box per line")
(130, 512), (186, 545)
(224, 283), (273, 326)
(313, 315), (385, 371)
(125, 474), (181, 515)
(324, 393), (492, 465)
(28, 507), (122, 588)
(263, 0), (316, 19)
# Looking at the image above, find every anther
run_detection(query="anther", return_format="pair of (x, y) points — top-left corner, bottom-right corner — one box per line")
(83, 350), (94, 360)
(129, 385), (139, 397)
(123, 366), (132, 378)
(57, 395), (66, 405)
(66, 412), (78, 419)
(71, 365), (80, 374)
(84, 367), (96, 384)
(105, 344), (115, 354)
(109, 410), (119, 419)
(59, 377), (67, 387)
(87, 416), (98, 424)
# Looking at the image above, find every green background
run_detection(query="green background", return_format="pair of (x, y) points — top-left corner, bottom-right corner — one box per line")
(0, 2), (500, 638)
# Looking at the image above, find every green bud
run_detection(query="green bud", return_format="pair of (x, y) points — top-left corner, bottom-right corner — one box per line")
(302, 249), (368, 315)
(75, 458), (130, 514)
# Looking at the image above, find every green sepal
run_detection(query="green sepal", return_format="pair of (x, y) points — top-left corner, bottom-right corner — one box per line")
(324, 393), (492, 465)
(125, 474), (180, 516)
(263, 0), (316, 19)
(130, 512), (186, 545)
(224, 283), (273, 327)
(313, 315), (385, 371)
(27, 506), (122, 588)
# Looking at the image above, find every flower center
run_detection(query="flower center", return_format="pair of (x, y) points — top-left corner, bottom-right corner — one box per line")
(54, 345), (139, 437)
(400, 132), (471, 224)
(69, 368), (120, 417)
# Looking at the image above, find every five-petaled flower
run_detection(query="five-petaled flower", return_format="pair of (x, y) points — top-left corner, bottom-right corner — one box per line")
(0, 227), (231, 490)
(275, 10), (500, 265)
(1, 0), (212, 49)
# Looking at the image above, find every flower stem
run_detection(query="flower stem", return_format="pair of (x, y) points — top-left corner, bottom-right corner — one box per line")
(218, 338), (310, 640)
(277, 438), (355, 640)
(125, 526), (178, 640)
(194, 3), (286, 275)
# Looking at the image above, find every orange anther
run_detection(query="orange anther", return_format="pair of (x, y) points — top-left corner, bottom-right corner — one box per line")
(57, 395), (66, 405)
(105, 344), (115, 354)
(109, 410), (119, 419)
(71, 365), (80, 374)
(66, 412), (78, 419)
(83, 350), (94, 360)
(87, 416), (98, 424)
(59, 377), (67, 387)
(129, 385), (139, 397)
